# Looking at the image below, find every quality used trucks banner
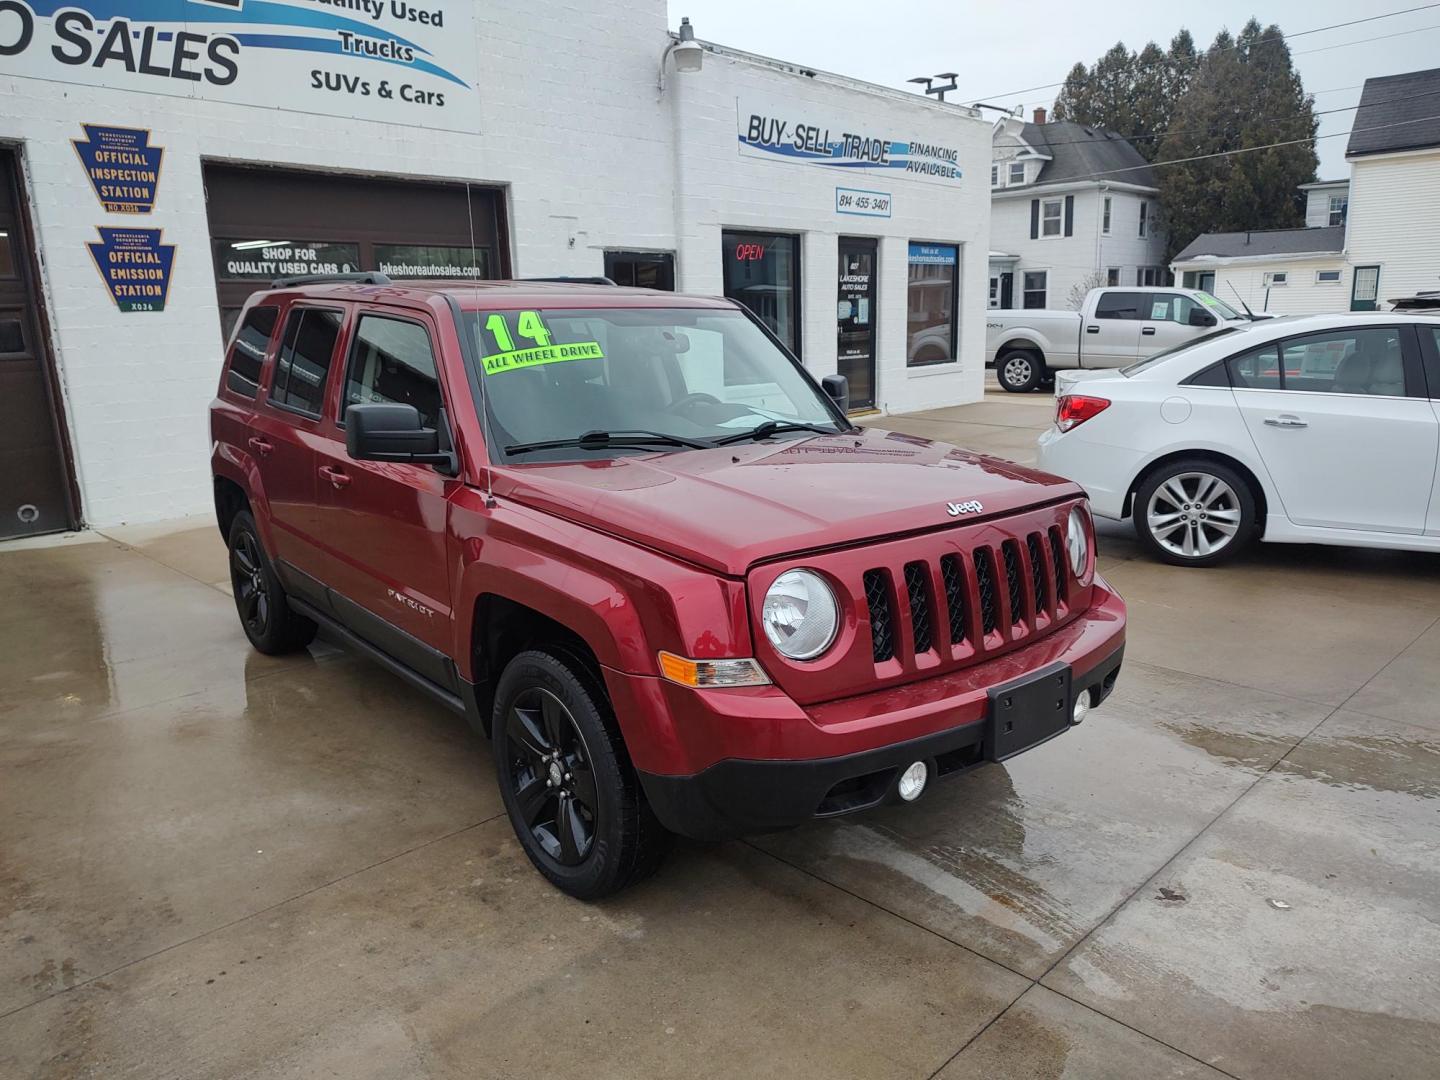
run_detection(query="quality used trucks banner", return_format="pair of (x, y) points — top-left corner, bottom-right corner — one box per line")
(0, 0), (479, 130)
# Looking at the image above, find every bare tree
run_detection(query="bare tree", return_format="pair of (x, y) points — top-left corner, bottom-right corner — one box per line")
(1067, 271), (1107, 310)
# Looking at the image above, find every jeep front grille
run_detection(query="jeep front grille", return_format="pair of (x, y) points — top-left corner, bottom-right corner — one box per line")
(858, 528), (1069, 671)
(863, 568), (895, 662)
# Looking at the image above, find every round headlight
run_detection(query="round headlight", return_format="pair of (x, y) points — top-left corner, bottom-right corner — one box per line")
(1066, 505), (1091, 580)
(762, 569), (839, 660)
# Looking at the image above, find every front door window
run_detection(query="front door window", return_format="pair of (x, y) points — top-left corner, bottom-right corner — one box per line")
(722, 231), (800, 355)
(1351, 265), (1381, 311)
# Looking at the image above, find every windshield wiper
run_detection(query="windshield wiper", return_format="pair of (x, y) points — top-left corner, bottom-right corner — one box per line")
(712, 420), (839, 446)
(505, 429), (714, 456)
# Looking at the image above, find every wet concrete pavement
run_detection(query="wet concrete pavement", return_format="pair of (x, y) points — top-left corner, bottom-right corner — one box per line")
(3, 388), (1439, 1078)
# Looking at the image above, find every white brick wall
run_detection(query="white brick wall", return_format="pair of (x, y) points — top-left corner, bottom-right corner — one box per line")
(2, 2), (989, 527)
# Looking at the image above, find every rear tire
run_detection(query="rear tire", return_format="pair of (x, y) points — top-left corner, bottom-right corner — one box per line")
(227, 510), (317, 654)
(998, 350), (1045, 393)
(1134, 459), (1257, 567)
(493, 649), (669, 899)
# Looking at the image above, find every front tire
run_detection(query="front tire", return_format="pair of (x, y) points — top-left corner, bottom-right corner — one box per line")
(492, 650), (669, 899)
(227, 510), (317, 654)
(998, 350), (1045, 393)
(1134, 460), (1256, 567)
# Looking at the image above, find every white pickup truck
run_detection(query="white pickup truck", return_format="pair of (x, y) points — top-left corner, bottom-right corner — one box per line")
(985, 286), (1251, 393)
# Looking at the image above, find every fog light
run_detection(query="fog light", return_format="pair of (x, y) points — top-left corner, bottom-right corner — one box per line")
(897, 761), (928, 802)
(1071, 693), (1090, 725)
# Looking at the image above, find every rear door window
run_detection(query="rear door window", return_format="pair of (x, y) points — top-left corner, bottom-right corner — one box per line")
(270, 307), (343, 417)
(1094, 292), (1145, 320)
(343, 314), (443, 429)
(1227, 344), (1282, 390)
(226, 305), (278, 396)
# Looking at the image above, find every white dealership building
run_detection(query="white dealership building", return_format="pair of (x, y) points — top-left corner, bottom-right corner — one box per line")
(0, 0), (992, 538)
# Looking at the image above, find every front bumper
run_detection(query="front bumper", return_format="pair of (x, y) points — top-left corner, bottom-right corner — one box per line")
(621, 578), (1126, 841)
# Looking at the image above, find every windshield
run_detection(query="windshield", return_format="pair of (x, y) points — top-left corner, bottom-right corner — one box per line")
(463, 307), (844, 462)
(1122, 325), (1248, 376)
(1194, 292), (1243, 321)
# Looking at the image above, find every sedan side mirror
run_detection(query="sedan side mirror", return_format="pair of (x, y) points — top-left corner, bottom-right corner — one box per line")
(1189, 309), (1217, 328)
(821, 374), (850, 415)
(347, 403), (455, 471)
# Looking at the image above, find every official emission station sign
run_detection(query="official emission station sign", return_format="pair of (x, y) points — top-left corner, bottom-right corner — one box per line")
(87, 227), (176, 313)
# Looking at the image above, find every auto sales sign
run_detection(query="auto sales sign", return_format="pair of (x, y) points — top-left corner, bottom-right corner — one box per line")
(0, 0), (480, 131)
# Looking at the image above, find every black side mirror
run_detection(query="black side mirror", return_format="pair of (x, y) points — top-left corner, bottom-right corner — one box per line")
(1189, 309), (1217, 327)
(346, 403), (454, 471)
(821, 374), (850, 415)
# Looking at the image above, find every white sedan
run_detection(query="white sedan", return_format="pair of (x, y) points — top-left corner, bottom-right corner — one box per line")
(1036, 313), (1440, 566)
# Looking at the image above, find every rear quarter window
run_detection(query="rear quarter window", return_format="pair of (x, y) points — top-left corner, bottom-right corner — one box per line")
(225, 305), (279, 397)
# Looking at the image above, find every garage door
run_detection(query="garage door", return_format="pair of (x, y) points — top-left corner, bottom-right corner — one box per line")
(203, 165), (507, 340)
(0, 150), (77, 540)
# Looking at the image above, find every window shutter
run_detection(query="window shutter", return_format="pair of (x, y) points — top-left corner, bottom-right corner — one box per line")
(1030, 200), (1040, 240)
(1064, 195), (1074, 237)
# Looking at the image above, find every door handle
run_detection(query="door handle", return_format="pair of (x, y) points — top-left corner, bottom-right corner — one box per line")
(1263, 415), (1308, 429)
(1141, 326), (1157, 336)
(1086, 325), (1100, 334)
(318, 465), (352, 489)
(247, 436), (273, 457)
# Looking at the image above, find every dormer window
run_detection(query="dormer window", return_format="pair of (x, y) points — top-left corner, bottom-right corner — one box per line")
(1008, 161), (1026, 186)
(991, 163), (999, 187)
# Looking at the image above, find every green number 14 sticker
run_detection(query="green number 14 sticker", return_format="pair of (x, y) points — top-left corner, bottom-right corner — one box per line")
(480, 310), (604, 376)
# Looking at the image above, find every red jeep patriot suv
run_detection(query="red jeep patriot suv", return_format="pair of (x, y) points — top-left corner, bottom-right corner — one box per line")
(211, 274), (1125, 898)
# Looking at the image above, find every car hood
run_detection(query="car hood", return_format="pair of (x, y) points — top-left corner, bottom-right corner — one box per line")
(494, 427), (1081, 576)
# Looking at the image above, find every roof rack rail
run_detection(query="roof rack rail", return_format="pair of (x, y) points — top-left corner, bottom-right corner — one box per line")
(516, 276), (618, 286)
(270, 271), (392, 288)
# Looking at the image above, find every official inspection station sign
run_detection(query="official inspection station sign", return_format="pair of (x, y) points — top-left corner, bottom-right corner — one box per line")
(72, 125), (164, 214)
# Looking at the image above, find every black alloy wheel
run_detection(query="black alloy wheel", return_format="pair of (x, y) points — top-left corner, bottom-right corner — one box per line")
(231, 529), (271, 638)
(503, 686), (599, 865)
(226, 510), (317, 655)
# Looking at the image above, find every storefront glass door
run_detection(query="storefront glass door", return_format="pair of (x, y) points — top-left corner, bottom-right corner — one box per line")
(836, 237), (877, 410)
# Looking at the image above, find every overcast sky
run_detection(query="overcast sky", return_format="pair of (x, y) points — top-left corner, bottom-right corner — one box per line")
(667, 0), (1440, 179)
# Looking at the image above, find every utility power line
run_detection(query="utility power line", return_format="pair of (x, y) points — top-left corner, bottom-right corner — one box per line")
(963, 3), (1440, 105)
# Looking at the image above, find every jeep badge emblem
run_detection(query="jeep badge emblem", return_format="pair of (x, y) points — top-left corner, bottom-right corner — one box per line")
(946, 500), (984, 517)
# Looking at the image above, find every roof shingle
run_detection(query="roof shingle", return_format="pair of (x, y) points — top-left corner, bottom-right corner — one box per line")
(1172, 225), (1346, 262)
(1019, 121), (1157, 189)
(1346, 67), (1440, 158)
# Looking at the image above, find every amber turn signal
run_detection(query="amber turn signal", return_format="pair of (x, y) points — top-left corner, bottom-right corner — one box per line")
(658, 652), (771, 688)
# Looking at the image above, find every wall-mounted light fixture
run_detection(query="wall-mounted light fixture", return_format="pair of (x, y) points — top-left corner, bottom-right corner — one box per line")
(658, 16), (704, 93)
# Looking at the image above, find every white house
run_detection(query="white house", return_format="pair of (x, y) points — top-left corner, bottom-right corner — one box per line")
(1173, 66), (1440, 314)
(0, 2), (992, 539)
(990, 108), (1167, 310)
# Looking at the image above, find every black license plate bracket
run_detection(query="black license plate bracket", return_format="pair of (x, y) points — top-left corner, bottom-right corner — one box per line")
(985, 661), (1072, 761)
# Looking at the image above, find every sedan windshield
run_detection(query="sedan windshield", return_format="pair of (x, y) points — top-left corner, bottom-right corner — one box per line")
(463, 307), (845, 461)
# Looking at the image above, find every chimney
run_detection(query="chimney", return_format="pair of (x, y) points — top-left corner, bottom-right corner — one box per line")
(1032, 106), (1048, 125)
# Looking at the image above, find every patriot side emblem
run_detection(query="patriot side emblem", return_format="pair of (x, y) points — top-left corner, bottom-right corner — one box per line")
(946, 500), (984, 517)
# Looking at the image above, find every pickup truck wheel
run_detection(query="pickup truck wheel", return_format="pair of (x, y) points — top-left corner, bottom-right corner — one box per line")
(1134, 460), (1256, 567)
(227, 510), (317, 654)
(493, 650), (669, 899)
(998, 351), (1044, 393)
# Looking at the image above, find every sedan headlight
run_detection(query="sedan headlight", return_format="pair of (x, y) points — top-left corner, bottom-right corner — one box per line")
(762, 569), (839, 660)
(1066, 505), (1092, 580)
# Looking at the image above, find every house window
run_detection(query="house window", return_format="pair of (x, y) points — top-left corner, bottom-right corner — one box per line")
(1316, 269), (1342, 285)
(1102, 197), (1112, 235)
(1264, 271), (1289, 287)
(1106, 267), (1120, 287)
(1327, 195), (1347, 227)
(1136, 267), (1165, 287)
(991, 164), (999, 187)
(1009, 161), (1025, 186)
(988, 275), (999, 307)
(1041, 199), (1063, 237)
(1138, 202), (1149, 237)
(906, 242), (958, 366)
(1022, 271), (1047, 309)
